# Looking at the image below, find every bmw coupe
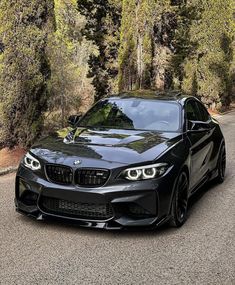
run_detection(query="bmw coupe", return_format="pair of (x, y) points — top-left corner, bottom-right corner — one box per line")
(15, 91), (226, 229)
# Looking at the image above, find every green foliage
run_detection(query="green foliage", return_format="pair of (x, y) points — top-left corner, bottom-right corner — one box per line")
(118, 0), (175, 91)
(47, 0), (96, 129)
(118, 0), (156, 91)
(170, 2), (198, 87)
(0, 0), (234, 149)
(0, 0), (54, 148)
(180, 0), (234, 110)
(118, 0), (234, 109)
(77, 0), (122, 100)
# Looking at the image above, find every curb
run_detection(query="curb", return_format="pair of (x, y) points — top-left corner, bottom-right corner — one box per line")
(211, 109), (235, 119)
(217, 108), (235, 116)
(220, 109), (235, 115)
(0, 166), (18, 177)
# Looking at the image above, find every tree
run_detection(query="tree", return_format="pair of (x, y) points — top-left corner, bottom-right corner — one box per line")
(118, 0), (234, 111)
(47, 0), (96, 130)
(118, 0), (180, 92)
(152, 0), (179, 90)
(181, 0), (234, 110)
(77, 0), (122, 100)
(0, 0), (54, 148)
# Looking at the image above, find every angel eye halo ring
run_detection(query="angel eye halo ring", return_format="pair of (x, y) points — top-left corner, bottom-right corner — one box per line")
(23, 152), (41, 171)
(122, 163), (169, 181)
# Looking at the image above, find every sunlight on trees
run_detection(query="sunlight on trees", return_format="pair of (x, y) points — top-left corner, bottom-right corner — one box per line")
(0, 0), (234, 148)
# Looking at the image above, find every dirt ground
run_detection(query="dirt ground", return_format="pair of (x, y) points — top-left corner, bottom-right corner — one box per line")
(0, 147), (26, 169)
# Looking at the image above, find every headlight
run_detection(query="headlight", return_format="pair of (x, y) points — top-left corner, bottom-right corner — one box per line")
(23, 152), (41, 171)
(122, 163), (169, 181)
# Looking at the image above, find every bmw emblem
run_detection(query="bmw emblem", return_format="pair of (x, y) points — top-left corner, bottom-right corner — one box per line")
(74, 160), (82, 165)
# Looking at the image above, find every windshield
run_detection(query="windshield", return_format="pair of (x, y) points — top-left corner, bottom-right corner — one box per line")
(78, 99), (181, 132)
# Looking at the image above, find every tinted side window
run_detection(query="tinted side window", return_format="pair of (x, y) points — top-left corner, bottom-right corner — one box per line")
(185, 100), (202, 121)
(196, 102), (210, 122)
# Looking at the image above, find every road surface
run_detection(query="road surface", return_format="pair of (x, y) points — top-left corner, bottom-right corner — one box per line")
(0, 112), (234, 285)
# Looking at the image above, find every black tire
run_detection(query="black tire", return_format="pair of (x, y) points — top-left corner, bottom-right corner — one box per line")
(215, 144), (226, 184)
(170, 171), (189, 228)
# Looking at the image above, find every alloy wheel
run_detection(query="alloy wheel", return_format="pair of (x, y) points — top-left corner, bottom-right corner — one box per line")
(170, 171), (189, 227)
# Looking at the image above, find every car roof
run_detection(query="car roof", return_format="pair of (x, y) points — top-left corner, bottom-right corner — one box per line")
(106, 90), (194, 105)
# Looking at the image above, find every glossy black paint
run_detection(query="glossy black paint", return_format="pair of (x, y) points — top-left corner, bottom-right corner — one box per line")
(68, 115), (81, 127)
(15, 91), (225, 229)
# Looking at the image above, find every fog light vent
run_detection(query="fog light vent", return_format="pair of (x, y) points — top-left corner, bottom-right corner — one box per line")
(128, 204), (151, 218)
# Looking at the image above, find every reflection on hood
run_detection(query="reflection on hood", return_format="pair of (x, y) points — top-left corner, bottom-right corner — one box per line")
(31, 127), (182, 165)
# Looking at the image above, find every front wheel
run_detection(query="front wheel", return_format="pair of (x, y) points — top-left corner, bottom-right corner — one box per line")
(170, 171), (189, 227)
(215, 144), (226, 184)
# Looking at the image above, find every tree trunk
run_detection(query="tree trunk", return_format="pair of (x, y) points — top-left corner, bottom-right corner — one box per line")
(136, 0), (143, 90)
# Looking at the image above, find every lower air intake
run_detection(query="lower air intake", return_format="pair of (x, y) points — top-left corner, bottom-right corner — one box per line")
(40, 197), (113, 220)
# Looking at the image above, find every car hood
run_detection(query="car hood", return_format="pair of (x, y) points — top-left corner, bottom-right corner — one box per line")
(31, 127), (182, 167)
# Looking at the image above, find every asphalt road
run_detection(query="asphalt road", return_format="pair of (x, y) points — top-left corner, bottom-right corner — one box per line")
(0, 113), (234, 285)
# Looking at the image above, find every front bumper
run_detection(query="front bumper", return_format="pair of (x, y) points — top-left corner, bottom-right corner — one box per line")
(15, 165), (177, 229)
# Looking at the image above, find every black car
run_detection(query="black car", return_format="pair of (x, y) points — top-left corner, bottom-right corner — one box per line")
(15, 91), (226, 229)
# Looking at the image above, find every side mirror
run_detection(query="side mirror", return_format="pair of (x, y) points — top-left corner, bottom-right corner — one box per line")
(68, 115), (81, 127)
(188, 120), (211, 132)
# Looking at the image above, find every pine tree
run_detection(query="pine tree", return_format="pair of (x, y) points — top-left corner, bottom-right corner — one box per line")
(0, 0), (54, 148)
(118, 0), (151, 91)
(118, 0), (180, 92)
(119, 0), (159, 91)
(152, 1), (179, 90)
(47, 0), (96, 129)
(77, 0), (122, 100)
(181, 0), (234, 110)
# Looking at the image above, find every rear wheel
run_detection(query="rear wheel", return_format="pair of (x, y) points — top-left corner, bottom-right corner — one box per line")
(170, 171), (189, 227)
(215, 144), (226, 184)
